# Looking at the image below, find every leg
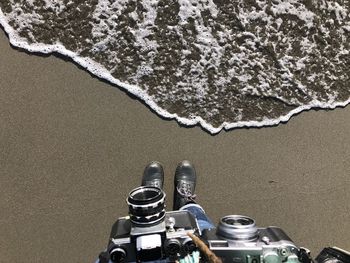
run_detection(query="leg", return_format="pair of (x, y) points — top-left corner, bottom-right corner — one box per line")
(173, 161), (215, 232)
(180, 203), (215, 232)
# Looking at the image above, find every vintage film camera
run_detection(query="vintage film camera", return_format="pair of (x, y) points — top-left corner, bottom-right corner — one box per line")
(202, 214), (303, 263)
(101, 186), (350, 263)
(106, 186), (200, 262)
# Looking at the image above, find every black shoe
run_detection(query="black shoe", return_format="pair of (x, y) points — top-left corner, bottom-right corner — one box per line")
(173, 160), (197, 210)
(141, 161), (164, 189)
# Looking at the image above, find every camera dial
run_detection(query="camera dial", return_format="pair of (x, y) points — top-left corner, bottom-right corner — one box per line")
(165, 239), (181, 256)
(109, 247), (127, 263)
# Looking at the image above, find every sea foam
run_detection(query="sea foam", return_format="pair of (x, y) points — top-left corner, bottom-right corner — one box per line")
(0, 0), (349, 134)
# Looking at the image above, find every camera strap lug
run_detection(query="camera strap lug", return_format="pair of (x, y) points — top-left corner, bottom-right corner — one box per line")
(298, 247), (314, 263)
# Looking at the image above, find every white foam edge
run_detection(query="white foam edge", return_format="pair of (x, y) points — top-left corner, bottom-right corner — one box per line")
(1, 10), (349, 135)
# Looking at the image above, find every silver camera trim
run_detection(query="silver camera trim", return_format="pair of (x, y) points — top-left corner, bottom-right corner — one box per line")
(217, 215), (258, 241)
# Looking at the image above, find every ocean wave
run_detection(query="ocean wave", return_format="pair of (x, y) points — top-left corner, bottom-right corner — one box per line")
(0, 0), (349, 134)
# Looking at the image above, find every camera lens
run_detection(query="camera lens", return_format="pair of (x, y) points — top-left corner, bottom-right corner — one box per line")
(127, 186), (166, 226)
(217, 215), (258, 240)
(223, 216), (254, 226)
(316, 247), (350, 263)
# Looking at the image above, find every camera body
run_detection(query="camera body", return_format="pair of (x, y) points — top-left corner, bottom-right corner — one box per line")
(202, 215), (301, 263)
(107, 187), (200, 262)
(108, 211), (200, 262)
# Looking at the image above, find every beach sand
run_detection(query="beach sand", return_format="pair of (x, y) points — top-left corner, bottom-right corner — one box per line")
(0, 29), (349, 262)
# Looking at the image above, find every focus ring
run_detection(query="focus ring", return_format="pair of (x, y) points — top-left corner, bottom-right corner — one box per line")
(127, 186), (166, 226)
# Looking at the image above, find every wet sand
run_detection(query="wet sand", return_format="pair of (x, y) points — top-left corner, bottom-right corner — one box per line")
(0, 29), (349, 262)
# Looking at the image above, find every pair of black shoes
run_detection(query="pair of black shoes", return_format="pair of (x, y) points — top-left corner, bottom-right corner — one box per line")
(141, 160), (197, 210)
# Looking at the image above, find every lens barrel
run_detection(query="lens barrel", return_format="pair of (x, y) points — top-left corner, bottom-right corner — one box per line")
(316, 247), (350, 263)
(127, 186), (166, 226)
(217, 215), (258, 241)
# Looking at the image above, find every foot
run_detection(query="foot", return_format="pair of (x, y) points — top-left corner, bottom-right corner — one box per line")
(141, 161), (164, 189)
(173, 160), (197, 210)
